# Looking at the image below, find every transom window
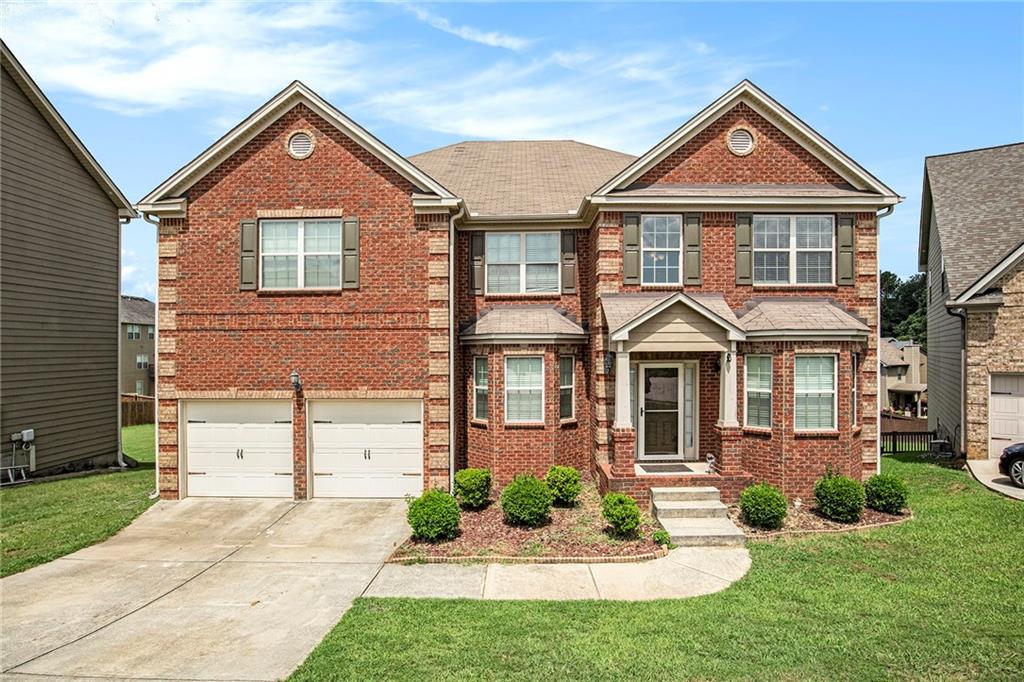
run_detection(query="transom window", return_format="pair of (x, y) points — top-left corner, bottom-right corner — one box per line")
(260, 219), (342, 289)
(744, 355), (772, 428)
(505, 356), (544, 423)
(641, 215), (682, 285)
(474, 357), (489, 421)
(485, 232), (560, 294)
(559, 356), (575, 420)
(795, 355), (837, 430)
(126, 324), (141, 340)
(753, 215), (834, 285)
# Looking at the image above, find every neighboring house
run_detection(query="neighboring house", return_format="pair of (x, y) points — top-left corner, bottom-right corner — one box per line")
(879, 337), (927, 416)
(121, 295), (155, 396)
(919, 142), (1024, 459)
(0, 42), (136, 477)
(138, 79), (898, 503)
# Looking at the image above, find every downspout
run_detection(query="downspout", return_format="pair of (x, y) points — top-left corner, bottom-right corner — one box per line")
(142, 212), (161, 497)
(947, 305), (968, 455)
(115, 215), (133, 469)
(448, 203), (465, 492)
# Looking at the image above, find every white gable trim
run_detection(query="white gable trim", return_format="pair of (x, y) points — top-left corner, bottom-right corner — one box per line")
(594, 80), (899, 200)
(138, 81), (454, 208)
(954, 240), (1024, 304)
(609, 292), (746, 342)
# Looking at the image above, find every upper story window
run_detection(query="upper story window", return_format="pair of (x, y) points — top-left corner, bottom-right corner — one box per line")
(485, 232), (560, 294)
(126, 324), (141, 340)
(147, 326), (155, 340)
(641, 215), (682, 285)
(135, 354), (150, 370)
(260, 219), (341, 289)
(753, 215), (834, 285)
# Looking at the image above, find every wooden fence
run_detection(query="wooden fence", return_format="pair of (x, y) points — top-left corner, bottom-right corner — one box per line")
(121, 394), (155, 426)
(880, 430), (934, 454)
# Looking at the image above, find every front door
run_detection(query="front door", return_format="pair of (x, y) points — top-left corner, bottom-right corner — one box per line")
(638, 362), (698, 460)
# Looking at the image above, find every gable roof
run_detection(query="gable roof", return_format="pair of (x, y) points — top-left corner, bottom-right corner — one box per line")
(120, 295), (155, 325)
(918, 143), (1024, 302)
(1, 42), (135, 216)
(594, 80), (899, 202)
(138, 81), (454, 211)
(411, 141), (634, 217)
(604, 292), (745, 342)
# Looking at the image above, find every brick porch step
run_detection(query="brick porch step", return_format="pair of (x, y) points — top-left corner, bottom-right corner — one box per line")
(652, 487), (746, 547)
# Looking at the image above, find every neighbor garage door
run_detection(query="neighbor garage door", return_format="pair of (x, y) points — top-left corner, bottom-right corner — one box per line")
(310, 400), (423, 498)
(183, 401), (293, 497)
(990, 374), (1024, 457)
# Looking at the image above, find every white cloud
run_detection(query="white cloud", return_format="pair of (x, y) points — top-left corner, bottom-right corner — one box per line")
(402, 5), (530, 50)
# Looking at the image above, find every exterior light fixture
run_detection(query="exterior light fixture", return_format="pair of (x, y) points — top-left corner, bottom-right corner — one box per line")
(290, 370), (302, 392)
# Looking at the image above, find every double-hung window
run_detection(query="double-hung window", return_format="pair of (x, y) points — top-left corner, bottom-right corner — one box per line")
(641, 215), (682, 284)
(485, 232), (560, 294)
(753, 215), (834, 285)
(126, 324), (141, 340)
(851, 354), (859, 427)
(559, 356), (575, 419)
(260, 219), (342, 289)
(136, 354), (149, 370)
(505, 356), (544, 423)
(473, 357), (489, 421)
(147, 326), (155, 340)
(744, 355), (772, 428)
(795, 355), (837, 430)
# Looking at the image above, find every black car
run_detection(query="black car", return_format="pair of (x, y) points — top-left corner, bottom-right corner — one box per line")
(998, 443), (1024, 488)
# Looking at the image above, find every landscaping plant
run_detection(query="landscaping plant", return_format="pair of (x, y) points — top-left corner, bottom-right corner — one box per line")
(865, 472), (909, 514)
(601, 492), (642, 537)
(545, 465), (582, 506)
(454, 467), (492, 509)
(652, 528), (673, 548)
(739, 482), (788, 529)
(500, 475), (553, 526)
(813, 470), (866, 523)
(407, 489), (461, 541)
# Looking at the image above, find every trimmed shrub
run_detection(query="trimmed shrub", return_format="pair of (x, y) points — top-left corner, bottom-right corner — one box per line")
(814, 473), (865, 523)
(652, 528), (673, 548)
(602, 492), (642, 537)
(739, 483), (788, 530)
(454, 468), (492, 509)
(865, 473), (909, 514)
(407, 489), (460, 541)
(545, 465), (582, 506)
(500, 475), (553, 527)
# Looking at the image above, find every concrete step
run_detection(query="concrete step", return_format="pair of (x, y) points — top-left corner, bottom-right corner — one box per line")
(650, 486), (721, 503)
(653, 499), (728, 519)
(656, 516), (746, 547)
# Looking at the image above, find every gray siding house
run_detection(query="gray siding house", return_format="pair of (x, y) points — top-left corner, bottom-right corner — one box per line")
(919, 143), (1024, 459)
(120, 295), (155, 396)
(1, 42), (136, 477)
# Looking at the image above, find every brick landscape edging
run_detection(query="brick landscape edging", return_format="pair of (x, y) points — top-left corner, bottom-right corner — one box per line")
(386, 545), (670, 565)
(746, 509), (913, 540)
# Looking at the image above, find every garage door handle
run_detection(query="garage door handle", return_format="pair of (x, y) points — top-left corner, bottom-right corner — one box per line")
(274, 472), (291, 476)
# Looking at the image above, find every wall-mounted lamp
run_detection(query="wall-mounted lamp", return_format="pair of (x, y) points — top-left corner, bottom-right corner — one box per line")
(290, 370), (302, 393)
(604, 352), (615, 374)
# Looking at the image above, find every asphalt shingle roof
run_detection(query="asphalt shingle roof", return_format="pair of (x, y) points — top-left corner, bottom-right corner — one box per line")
(461, 306), (585, 339)
(120, 295), (154, 325)
(738, 299), (868, 334)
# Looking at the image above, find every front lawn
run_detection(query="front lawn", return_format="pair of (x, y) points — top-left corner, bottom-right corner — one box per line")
(0, 424), (157, 577)
(292, 455), (1023, 681)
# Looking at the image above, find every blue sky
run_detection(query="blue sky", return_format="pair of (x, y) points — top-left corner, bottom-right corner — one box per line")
(3, 1), (1021, 298)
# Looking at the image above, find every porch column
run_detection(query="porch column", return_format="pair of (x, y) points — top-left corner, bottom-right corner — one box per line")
(719, 344), (739, 428)
(613, 342), (632, 429)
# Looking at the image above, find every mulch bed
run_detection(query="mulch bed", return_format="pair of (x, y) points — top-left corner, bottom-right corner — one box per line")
(729, 503), (910, 538)
(391, 482), (661, 561)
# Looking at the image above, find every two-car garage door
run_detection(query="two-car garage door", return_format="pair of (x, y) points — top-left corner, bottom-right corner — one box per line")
(990, 374), (1024, 457)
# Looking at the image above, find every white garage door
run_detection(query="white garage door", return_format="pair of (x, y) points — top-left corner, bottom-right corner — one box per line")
(990, 374), (1024, 457)
(184, 401), (293, 498)
(310, 400), (423, 498)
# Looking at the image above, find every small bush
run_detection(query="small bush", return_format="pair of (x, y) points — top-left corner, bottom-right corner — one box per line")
(739, 483), (788, 529)
(865, 473), (908, 514)
(602, 492), (642, 537)
(454, 468), (492, 509)
(407, 489), (460, 541)
(652, 528), (674, 548)
(814, 473), (865, 523)
(500, 475), (553, 527)
(545, 466), (582, 506)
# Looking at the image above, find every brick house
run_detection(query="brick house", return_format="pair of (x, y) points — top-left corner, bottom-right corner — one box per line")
(919, 143), (1024, 460)
(138, 80), (898, 504)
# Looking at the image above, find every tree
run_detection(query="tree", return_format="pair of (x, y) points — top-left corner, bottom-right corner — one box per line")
(880, 271), (927, 350)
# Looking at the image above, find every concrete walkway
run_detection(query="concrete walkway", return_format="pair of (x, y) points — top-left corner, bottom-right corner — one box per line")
(367, 547), (751, 601)
(967, 459), (1024, 500)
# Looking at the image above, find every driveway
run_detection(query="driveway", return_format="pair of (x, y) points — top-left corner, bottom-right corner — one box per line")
(1, 498), (410, 681)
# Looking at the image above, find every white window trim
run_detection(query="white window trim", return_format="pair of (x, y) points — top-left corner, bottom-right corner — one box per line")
(753, 214), (836, 286)
(126, 324), (141, 340)
(852, 353), (859, 427)
(559, 355), (575, 420)
(640, 214), (684, 286)
(258, 218), (343, 291)
(473, 356), (488, 421)
(484, 231), (561, 295)
(135, 354), (149, 370)
(794, 354), (838, 431)
(504, 355), (545, 424)
(744, 354), (772, 428)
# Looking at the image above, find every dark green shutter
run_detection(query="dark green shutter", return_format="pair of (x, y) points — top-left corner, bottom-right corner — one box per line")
(561, 231), (577, 294)
(342, 217), (360, 289)
(624, 213), (640, 285)
(683, 213), (702, 285)
(837, 214), (855, 286)
(735, 213), (753, 286)
(470, 233), (485, 295)
(240, 219), (258, 290)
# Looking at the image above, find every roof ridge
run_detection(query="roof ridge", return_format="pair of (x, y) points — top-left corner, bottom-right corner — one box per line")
(926, 141), (1024, 161)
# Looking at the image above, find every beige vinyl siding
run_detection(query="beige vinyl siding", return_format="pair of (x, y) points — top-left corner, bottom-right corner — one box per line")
(121, 323), (155, 395)
(925, 208), (964, 446)
(0, 65), (120, 472)
(625, 302), (729, 353)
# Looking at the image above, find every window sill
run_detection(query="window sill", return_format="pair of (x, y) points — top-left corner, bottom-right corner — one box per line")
(470, 419), (488, 429)
(560, 417), (578, 427)
(742, 426), (773, 436)
(504, 421), (546, 429)
(751, 284), (838, 290)
(483, 293), (563, 300)
(794, 429), (840, 438)
(852, 425), (862, 436)
(256, 288), (348, 296)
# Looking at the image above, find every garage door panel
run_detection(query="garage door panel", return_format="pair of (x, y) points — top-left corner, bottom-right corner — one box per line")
(990, 374), (1024, 457)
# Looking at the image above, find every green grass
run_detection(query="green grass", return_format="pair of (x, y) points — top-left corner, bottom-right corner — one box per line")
(292, 455), (1023, 681)
(0, 424), (157, 577)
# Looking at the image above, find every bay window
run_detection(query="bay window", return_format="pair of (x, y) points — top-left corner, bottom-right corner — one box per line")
(641, 215), (682, 284)
(485, 232), (560, 294)
(851, 354), (859, 427)
(260, 219), (342, 289)
(795, 355), (837, 430)
(505, 356), (544, 423)
(753, 215), (834, 285)
(744, 355), (772, 427)
(559, 356), (575, 419)
(473, 356), (488, 421)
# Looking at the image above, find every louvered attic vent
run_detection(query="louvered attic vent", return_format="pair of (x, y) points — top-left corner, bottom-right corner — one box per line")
(288, 132), (314, 159)
(727, 128), (754, 156)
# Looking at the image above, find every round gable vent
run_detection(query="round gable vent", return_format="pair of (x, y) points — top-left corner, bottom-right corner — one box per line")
(287, 131), (315, 159)
(727, 127), (755, 156)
